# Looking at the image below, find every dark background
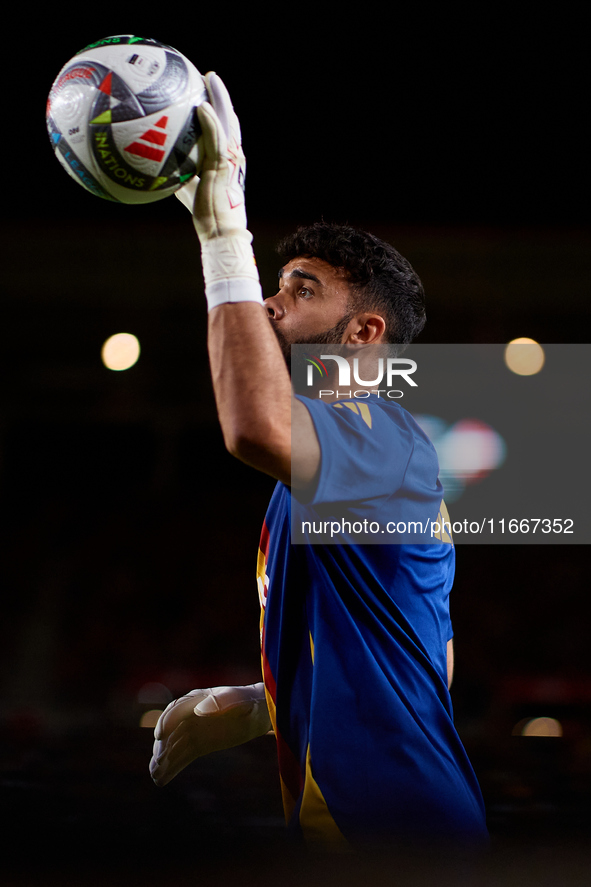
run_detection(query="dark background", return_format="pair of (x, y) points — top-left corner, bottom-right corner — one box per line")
(2, 9), (590, 885)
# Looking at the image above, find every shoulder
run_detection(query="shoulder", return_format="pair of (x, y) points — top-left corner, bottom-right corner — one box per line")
(299, 394), (428, 443)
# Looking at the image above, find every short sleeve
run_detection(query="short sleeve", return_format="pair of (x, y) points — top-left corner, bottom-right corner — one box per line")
(295, 396), (416, 505)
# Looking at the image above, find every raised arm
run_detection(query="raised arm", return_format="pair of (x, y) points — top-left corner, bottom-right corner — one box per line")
(178, 73), (320, 487)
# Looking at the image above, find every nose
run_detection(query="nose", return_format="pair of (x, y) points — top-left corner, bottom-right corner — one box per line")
(264, 292), (287, 320)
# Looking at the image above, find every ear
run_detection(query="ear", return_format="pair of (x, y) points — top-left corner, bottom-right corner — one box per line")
(346, 313), (386, 345)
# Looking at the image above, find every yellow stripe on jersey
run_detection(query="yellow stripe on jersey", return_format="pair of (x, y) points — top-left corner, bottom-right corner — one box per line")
(333, 401), (372, 429)
(431, 499), (453, 544)
(357, 403), (372, 428)
(279, 775), (298, 825)
(299, 745), (347, 846)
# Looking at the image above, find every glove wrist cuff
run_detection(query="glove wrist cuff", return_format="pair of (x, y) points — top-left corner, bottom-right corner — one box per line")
(200, 232), (263, 311)
(205, 278), (264, 311)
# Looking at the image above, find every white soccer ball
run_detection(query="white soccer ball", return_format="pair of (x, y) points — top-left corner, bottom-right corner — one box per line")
(46, 35), (207, 204)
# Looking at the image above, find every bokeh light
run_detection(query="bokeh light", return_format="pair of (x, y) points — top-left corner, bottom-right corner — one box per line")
(101, 333), (141, 371)
(139, 709), (163, 729)
(437, 419), (506, 479)
(415, 415), (506, 501)
(504, 338), (545, 376)
(512, 716), (563, 737)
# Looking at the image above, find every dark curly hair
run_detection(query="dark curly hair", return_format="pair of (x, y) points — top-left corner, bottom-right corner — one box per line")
(276, 221), (426, 345)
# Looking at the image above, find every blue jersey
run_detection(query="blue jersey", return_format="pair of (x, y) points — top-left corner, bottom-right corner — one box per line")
(257, 395), (488, 848)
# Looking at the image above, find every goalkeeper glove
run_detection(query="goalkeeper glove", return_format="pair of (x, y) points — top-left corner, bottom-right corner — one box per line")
(149, 682), (271, 787)
(176, 72), (263, 312)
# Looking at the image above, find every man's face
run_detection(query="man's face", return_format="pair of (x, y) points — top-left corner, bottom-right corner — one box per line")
(265, 257), (355, 369)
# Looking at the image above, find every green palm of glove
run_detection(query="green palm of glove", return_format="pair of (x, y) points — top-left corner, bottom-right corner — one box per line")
(149, 683), (272, 787)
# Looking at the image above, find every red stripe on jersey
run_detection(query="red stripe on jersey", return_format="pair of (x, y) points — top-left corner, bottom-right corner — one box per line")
(259, 519), (270, 559)
(262, 626), (303, 804)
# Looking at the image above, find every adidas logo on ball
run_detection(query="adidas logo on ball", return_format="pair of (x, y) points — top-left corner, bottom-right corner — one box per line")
(125, 116), (169, 164)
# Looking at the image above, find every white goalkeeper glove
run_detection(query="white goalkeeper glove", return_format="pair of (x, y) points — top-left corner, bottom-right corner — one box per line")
(176, 72), (263, 312)
(149, 682), (271, 787)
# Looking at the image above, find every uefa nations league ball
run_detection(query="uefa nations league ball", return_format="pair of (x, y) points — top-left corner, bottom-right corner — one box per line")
(46, 35), (207, 204)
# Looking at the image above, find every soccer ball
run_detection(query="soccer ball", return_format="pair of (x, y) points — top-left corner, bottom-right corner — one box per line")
(46, 35), (207, 204)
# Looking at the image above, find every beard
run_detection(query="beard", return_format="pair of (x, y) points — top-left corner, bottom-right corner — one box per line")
(270, 311), (355, 376)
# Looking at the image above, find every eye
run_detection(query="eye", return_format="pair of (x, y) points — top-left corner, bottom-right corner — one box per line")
(298, 286), (314, 299)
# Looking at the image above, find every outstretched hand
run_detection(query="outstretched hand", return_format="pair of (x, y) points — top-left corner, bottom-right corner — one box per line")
(149, 683), (272, 787)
